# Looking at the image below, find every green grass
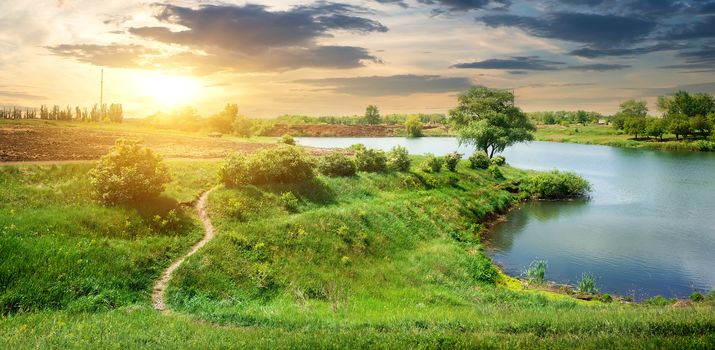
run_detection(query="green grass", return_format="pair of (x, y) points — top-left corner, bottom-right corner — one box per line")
(535, 124), (711, 151)
(1, 158), (714, 349)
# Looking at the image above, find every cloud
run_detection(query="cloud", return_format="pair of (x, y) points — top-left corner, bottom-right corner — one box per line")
(569, 42), (684, 58)
(51, 3), (386, 73)
(128, 3), (387, 52)
(418, 0), (511, 11)
(45, 44), (160, 68)
(553, 0), (687, 17)
(452, 56), (630, 72)
(480, 12), (657, 47)
(637, 82), (715, 95)
(452, 56), (565, 70)
(373, 0), (409, 8)
(0, 89), (45, 100)
(293, 74), (473, 96)
(662, 15), (715, 40)
(660, 45), (715, 70)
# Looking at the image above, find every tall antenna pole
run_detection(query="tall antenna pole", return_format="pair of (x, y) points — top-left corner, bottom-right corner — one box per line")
(100, 69), (104, 108)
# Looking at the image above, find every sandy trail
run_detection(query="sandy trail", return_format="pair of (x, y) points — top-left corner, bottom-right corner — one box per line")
(152, 189), (215, 311)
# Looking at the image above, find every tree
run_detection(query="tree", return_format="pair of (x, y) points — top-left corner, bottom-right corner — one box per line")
(449, 86), (535, 158)
(690, 115), (712, 138)
(208, 103), (238, 134)
(404, 115), (423, 137)
(667, 114), (691, 140)
(645, 118), (667, 141)
(575, 110), (590, 125)
(107, 104), (123, 123)
(364, 105), (380, 125)
(624, 117), (647, 139)
(619, 99), (648, 118)
(660, 91), (715, 118)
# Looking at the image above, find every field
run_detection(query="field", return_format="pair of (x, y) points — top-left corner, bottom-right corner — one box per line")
(1, 144), (714, 348)
(0, 120), (277, 162)
(535, 124), (712, 151)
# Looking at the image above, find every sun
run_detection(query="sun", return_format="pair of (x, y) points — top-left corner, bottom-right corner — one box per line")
(142, 75), (200, 106)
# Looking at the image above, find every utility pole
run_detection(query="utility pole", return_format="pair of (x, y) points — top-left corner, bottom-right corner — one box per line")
(100, 69), (104, 108)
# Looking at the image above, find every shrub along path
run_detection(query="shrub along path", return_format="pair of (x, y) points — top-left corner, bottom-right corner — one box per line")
(152, 188), (216, 311)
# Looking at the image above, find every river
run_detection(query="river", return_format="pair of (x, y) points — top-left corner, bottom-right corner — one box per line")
(297, 137), (715, 299)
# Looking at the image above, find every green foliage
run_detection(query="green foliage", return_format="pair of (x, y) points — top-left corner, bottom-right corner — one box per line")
(279, 192), (300, 213)
(694, 140), (715, 152)
(279, 134), (296, 145)
(645, 118), (667, 140)
(364, 105), (381, 125)
(419, 154), (444, 173)
(387, 145), (411, 171)
(354, 147), (387, 172)
(444, 152), (462, 172)
(522, 171), (591, 199)
(667, 115), (692, 140)
(469, 152), (490, 169)
(219, 146), (315, 187)
(89, 139), (171, 204)
(450, 86), (536, 157)
(623, 117), (647, 139)
(524, 259), (548, 285)
(405, 115), (424, 137)
(690, 292), (704, 302)
(318, 152), (357, 177)
(488, 165), (505, 180)
(600, 294), (613, 303)
(491, 155), (506, 166)
(619, 99), (648, 118)
(577, 273), (598, 294)
(208, 103), (237, 133)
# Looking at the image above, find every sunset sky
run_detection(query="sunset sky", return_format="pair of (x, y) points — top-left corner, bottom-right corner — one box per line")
(1, 0), (714, 117)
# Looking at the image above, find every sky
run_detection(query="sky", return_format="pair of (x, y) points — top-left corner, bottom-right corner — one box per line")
(1, 0), (715, 118)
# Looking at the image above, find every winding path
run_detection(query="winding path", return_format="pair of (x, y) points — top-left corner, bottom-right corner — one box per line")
(152, 189), (215, 311)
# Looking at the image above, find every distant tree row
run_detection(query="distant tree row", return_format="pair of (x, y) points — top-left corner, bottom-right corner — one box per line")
(613, 91), (715, 140)
(528, 110), (603, 126)
(0, 103), (123, 123)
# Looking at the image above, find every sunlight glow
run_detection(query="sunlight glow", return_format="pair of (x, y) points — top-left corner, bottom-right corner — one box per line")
(142, 75), (201, 107)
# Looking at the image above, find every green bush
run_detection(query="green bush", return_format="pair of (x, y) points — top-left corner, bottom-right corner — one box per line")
(89, 139), (171, 204)
(491, 155), (506, 166)
(694, 140), (715, 152)
(387, 145), (411, 171)
(488, 165), (504, 180)
(279, 134), (296, 145)
(600, 294), (613, 303)
(522, 171), (591, 199)
(444, 152), (462, 172)
(318, 152), (356, 177)
(419, 154), (443, 173)
(355, 147), (387, 172)
(279, 192), (300, 213)
(469, 152), (490, 169)
(219, 145), (315, 187)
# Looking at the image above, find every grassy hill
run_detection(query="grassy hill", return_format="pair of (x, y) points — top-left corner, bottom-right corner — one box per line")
(1, 156), (714, 349)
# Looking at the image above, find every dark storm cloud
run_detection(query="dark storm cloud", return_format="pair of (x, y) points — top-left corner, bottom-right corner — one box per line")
(293, 75), (473, 96)
(553, 0), (687, 17)
(452, 56), (630, 72)
(45, 44), (159, 68)
(480, 12), (657, 47)
(637, 82), (715, 95)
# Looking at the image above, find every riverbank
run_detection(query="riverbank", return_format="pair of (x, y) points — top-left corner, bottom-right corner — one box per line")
(535, 124), (715, 152)
(2, 149), (714, 348)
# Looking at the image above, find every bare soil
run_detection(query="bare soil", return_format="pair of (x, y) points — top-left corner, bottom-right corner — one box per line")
(0, 124), (331, 162)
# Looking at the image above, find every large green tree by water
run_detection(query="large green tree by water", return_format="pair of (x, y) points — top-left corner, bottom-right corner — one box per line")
(449, 86), (535, 158)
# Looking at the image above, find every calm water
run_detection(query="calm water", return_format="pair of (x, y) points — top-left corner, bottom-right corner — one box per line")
(297, 137), (715, 298)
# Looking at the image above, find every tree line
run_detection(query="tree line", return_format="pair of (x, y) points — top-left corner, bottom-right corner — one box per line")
(0, 103), (124, 123)
(612, 91), (715, 140)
